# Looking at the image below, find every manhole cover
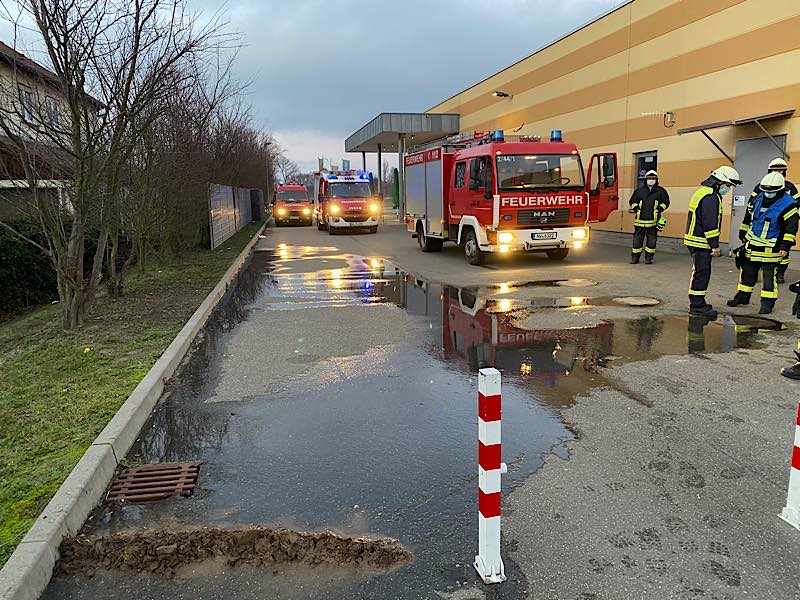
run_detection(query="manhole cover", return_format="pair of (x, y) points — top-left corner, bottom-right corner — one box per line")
(612, 296), (661, 307)
(106, 462), (202, 503)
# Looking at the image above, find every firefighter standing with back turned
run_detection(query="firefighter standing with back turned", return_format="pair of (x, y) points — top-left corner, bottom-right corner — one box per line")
(728, 171), (798, 314)
(684, 166), (742, 318)
(629, 170), (670, 264)
(751, 158), (800, 283)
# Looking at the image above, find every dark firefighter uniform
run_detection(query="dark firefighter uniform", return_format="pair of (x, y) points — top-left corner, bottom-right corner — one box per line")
(630, 183), (670, 264)
(751, 179), (799, 282)
(731, 187), (798, 313)
(684, 177), (724, 314)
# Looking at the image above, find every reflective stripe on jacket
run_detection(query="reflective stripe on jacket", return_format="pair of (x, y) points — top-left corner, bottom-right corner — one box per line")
(684, 184), (722, 249)
(630, 184), (670, 227)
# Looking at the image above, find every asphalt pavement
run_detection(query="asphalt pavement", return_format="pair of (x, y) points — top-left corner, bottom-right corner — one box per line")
(43, 222), (800, 600)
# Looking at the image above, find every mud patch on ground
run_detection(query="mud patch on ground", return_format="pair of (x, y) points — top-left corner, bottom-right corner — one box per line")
(56, 527), (412, 579)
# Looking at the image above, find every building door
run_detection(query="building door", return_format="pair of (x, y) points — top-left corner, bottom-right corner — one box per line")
(730, 135), (787, 246)
(633, 151), (658, 190)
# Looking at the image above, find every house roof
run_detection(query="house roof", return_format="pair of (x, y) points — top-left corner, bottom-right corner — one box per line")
(0, 40), (103, 108)
(0, 41), (61, 88)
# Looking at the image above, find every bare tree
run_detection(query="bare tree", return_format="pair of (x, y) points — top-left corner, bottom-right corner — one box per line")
(0, 0), (239, 328)
(274, 152), (299, 184)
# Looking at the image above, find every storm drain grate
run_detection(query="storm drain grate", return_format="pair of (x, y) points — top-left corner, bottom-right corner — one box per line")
(106, 462), (202, 503)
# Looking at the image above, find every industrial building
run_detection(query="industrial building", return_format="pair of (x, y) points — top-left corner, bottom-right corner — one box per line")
(426, 0), (800, 248)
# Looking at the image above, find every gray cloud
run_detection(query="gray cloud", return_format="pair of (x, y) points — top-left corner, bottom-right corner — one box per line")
(198, 0), (620, 140)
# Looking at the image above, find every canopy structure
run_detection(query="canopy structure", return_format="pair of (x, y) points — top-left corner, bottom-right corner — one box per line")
(678, 110), (795, 164)
(345, 113), (460, 210)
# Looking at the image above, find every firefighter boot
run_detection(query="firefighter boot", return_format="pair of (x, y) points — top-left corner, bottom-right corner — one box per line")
(630, 252), (640, 264)
(688, 304), (717, 319)
(759, 299), (775, 315)
(644, 254), (654, 265)
(726, 291), (751, 307)
(781, 351), (800, 380)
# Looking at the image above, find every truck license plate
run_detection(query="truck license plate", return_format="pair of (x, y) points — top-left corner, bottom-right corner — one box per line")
(532, 232), (557, 240)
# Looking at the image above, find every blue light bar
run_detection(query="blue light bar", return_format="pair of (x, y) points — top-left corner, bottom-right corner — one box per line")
(550, 130), (563, 142)
(491, 130), (505, 142)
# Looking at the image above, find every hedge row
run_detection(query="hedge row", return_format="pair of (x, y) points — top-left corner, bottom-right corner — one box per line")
(0, 219), (58, 316)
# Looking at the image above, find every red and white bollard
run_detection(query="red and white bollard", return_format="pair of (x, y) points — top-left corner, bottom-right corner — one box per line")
(475, 368), (507, 584)
(781, 402), (800, 530)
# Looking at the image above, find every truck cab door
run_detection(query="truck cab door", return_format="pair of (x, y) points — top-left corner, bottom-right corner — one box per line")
(468, 156), (495, 226)
(587, 153), (619, 223)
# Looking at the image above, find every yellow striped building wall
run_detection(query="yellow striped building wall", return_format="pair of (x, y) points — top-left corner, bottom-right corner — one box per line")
(428, 0), (800, 243)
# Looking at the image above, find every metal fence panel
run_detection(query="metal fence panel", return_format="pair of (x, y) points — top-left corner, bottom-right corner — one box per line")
(208, 184), (260, 249)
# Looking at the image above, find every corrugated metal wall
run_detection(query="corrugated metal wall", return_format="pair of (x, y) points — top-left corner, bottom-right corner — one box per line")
(209, 184), (259, 249)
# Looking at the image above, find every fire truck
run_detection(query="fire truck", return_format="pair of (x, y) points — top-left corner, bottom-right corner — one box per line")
(404, 130), (619, 265)
(312, 170), (381, 234)
(273, 181), (313, 226)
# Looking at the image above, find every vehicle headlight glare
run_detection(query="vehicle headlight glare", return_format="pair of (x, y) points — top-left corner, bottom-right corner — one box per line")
(498, 232), (514, 244)
(330, 205), (341, 214)
(277, 208), (286, 216)
(572, 228), (587, 240)
(369, 203), (380, 214)
(302, 207), (311, 215)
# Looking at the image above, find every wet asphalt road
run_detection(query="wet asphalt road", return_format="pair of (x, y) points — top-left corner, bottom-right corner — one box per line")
(44, 222), (800, 599)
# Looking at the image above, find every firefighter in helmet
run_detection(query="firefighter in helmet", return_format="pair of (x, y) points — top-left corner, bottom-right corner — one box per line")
(684, 166), (741, 318)
(728, 171), (799, 314)
(629, 169), (670, 264)
(752, 158), (799, 283)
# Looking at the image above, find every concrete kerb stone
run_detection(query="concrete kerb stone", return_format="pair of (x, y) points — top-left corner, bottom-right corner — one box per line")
(0, 222), (267, 600)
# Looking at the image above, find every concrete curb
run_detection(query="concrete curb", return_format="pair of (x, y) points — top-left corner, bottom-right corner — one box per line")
(0, 222), (267, 600)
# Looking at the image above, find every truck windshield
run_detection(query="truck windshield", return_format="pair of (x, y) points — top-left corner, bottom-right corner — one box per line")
(496, 154), (585, 191)
(328, 182), (372, 198)
(277, 190), (308, 203)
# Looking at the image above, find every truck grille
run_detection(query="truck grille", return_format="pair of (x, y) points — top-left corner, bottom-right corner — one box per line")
(517, 208), (571, 226)
(344, 215), (369, 222)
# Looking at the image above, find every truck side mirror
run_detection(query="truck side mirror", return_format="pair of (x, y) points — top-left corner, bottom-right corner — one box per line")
(483, 169), (494, 199)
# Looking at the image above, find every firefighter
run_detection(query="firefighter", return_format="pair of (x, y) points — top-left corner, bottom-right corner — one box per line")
(728, 171), (799, 314)
(782, 282), (800, 379)
(629, 170), (670, 264)
(684, 166), (742, 318)
(752, 158), (800, 283)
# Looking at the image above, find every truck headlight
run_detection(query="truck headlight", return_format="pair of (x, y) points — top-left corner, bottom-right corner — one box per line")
(277, 207), (286, 216)
(302, 207), (311, 215)
(330, 204), (341, 214)
(572, 228), (588, 240)
(498, 232), (514, 244)
(369, 203), (380, 214)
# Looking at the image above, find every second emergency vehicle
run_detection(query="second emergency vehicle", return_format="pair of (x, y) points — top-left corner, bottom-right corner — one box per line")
(312, 170), (381, 234)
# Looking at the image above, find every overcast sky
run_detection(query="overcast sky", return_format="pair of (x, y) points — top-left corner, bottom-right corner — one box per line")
(1, 0), (623, 173)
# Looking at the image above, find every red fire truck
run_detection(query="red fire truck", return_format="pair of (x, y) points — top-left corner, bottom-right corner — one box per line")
(273, 181), (313, 226)
(312, 170), (381, 234)
(404, 130), (619, 265)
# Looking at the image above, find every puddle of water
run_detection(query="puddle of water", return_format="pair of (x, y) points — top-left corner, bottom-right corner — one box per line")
(54, 244), (784, 600)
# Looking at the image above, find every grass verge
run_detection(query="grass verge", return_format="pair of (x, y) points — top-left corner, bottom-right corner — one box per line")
(0, 222), (263, 567)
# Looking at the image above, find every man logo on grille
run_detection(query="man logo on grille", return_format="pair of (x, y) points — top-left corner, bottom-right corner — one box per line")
(540, 217), (549, 224)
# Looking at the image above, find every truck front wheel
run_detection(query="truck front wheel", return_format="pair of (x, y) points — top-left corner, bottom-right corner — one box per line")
(463, 229), (485, 265)
(547, 248), (569, 261)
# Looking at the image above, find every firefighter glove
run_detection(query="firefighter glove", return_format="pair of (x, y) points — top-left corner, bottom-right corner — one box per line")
(656, 216), (667, 231)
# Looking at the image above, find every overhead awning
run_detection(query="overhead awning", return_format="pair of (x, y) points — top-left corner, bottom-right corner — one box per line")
(678, 110), (795, 163)
(345, 112), (460, 153)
